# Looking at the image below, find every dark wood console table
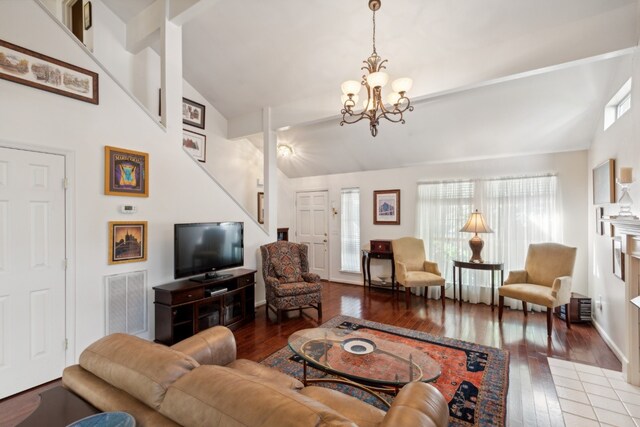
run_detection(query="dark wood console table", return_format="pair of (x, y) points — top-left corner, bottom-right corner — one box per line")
(153, 269), (256, 345)
(361, 249), (396, 292)
(453, 260), (504, 310)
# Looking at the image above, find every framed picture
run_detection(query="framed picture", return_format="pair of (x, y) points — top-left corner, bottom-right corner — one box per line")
(182, 129), (206, 162)
(593, 159), (615, 205)
(257, 192), (264, 224)
(0, 39), (98, 104)
(613, 236), (624, 280)
(596, 207), (603, 234)
(109, 221), (147, 265)
(84, 2), (92, 30)
(183, 97), (206, 129)
(373, 189), (401, 225)
(104, 146), (149, 197)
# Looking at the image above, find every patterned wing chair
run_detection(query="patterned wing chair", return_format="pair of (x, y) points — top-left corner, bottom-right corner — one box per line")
(498, 243), (577, 337)
(260, 241), (322, 323)
(392, 237), (446, 308)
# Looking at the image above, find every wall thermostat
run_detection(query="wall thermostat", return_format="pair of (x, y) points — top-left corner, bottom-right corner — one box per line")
(120, 205), (137, 214)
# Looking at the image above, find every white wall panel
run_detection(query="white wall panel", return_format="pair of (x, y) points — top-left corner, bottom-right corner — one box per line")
(29, 202), (48, 269)
(30, 289), (48, 358)
(0, 296), (6, 367)
(0, 162), (7, 187)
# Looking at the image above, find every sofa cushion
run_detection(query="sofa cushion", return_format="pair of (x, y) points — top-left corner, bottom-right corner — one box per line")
(300, 386), (385, 427)
(79, 333), (199, 410)
(272, 281), (322, 297)
(160, 365), (356, 427)
(498, 283), (555, 307)
(226, 359), (304, 390)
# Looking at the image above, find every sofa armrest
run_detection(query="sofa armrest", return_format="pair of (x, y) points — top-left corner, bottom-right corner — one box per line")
(395, 261), (408, 285)
(551, 276), (572, 306)
(171, 326), (237, 366)
(381, 382), (449, 427)
(302, 272), (321, 283)
(504, 269), (528, 285)
(423, 260), (441, 276)
(265, 276), (280, 288)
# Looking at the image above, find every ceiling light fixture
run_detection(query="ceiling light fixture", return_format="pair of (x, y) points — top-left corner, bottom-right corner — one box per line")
(340, 0), (413, 137)
(277, 144), (294, 158)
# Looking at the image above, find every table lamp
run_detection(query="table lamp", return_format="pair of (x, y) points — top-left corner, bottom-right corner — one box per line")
(460, 209), (493, 263)
(616, 167), (638, 219)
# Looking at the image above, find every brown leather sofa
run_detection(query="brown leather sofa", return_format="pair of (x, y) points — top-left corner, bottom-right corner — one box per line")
(62, 326), (449, 427)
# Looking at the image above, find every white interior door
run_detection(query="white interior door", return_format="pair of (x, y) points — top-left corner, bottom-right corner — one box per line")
(0, 147), (66, 399)
(296, 191), (329, 280)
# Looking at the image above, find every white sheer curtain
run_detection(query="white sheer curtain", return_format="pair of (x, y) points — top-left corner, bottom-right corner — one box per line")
(341, 188), (361, 273)
(416, 175), (560, 309)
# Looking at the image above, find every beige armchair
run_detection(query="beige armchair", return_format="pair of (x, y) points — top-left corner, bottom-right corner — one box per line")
(498, 243), (577, 337)
(392, 237), (446, 307)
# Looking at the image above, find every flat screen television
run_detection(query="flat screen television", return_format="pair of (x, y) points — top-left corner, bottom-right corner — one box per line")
(174, 222), (244, 281)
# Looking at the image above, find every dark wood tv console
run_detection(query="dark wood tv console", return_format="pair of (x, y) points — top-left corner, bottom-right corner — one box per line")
(153, 268), (256, 345)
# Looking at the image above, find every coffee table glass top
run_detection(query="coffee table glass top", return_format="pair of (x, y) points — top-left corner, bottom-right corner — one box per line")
(288, 327), (441, 386)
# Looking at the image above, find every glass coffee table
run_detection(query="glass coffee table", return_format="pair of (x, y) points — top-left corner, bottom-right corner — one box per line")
(288, 327), (441, 407)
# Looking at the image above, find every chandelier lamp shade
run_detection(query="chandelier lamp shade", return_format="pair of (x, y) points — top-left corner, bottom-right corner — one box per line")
(460, 209), (493, 263)
(340, 0), (414, 137)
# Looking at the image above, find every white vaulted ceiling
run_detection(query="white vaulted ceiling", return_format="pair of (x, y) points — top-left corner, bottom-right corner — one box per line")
(103, 0), (639, 177)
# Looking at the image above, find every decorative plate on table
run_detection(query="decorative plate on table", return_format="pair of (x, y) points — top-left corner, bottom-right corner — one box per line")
(341, 338), (376, 355)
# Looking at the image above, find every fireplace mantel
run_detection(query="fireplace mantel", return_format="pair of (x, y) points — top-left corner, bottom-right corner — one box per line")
(605, 217), (640, 384)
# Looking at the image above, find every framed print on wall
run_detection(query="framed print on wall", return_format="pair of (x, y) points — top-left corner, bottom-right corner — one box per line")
(108, 221), (147, 264)
(104, 146), (149, 197)
(613, 236), (624, 280)
(84, 2), (92, 30)
(257, 192), (264, 224)
(0, 39), (99, 104)
(373, 189), (401, 225)
(182, 129), (206, 162)
(183, 97), (206, 129)
(593, 159), (615, 205)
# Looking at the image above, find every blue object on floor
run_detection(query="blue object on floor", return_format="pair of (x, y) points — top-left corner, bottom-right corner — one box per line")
(67, 412), (135, 427)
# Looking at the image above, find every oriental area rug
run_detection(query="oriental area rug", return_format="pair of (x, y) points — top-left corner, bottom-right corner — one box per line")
(260, 315), (509, 426)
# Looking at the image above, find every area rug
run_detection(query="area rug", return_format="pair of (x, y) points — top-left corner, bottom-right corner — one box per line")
(260, 315), (509, 426)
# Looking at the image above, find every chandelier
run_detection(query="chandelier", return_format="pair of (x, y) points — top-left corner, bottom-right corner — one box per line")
(340, 0), (413, 137)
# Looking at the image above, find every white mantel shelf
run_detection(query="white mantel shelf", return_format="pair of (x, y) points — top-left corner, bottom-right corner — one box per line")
(606, 217), (640, 236)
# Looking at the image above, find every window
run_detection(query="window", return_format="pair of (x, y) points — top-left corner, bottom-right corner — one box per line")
(340, 188), (360, 273)
(416, 175), (559, 305)
(604, 78), (632, 130)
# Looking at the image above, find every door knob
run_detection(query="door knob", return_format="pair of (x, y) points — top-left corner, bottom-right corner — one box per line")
(323, 239), (327, 243)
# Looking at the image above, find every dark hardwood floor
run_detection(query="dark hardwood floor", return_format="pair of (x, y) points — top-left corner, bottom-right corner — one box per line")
(0, 282), (620, 427)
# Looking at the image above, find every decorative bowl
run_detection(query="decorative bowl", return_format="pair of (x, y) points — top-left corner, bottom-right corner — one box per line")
(341, 338), (376, 355)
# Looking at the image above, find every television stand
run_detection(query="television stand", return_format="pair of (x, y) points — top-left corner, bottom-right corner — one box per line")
(153, 268), (256, 345)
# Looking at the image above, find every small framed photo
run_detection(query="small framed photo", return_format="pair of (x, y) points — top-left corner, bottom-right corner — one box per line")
(104, 146), (149, 197)
(593, 159), (615, 205)
(84, 2), (92, 30)
(613, 236), (624, 280)
(0, 39), (98, 104)
(109, 221), (147, 264)
(182, 129), (206, 162)
(374, 189), (400, 225)
(257, 192), (264, 224)
(183, 97), (205, 129)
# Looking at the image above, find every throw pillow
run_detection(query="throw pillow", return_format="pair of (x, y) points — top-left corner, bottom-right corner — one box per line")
(271, 257), (303, 283)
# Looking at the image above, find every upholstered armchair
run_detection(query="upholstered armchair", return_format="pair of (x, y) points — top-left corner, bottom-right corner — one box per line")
(260, 241), (322, 323)
(392, 237), (446, 308)
(498, 243), (577, 337)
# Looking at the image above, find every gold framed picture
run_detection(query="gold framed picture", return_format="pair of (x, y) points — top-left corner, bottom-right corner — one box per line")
(108, 221), (147, 264)
(104, 146), (149, 197)
(258, 192), (264, 224)
(373, 189), (401, 225)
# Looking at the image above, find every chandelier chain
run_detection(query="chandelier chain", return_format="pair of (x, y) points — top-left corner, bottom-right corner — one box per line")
(372, 9), (377, 55)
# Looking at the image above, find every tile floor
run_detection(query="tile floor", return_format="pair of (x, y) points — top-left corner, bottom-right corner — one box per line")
(549, 357), (640, 426)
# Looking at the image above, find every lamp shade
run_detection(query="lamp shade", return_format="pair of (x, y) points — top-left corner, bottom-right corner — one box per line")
(387, 92), (401, 106)
(460, 209), (493, 234)
(341, 80), (362, 96)
(392, 77), (413, 94)
(367, 71), (389, 88)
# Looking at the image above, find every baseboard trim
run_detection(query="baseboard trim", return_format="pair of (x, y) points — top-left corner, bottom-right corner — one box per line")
(329, 278), (363, 286)
(255, 300), (266, 307)
(592, 318), (628, 368)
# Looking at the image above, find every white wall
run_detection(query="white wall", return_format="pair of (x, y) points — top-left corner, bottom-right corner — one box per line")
(0, 0), (271, 358)
(588, 54), (638, 361)
(289, 151), (589, 292)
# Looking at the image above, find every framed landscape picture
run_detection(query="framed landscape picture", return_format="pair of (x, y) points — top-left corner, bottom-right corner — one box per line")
(374, 189), (400, 225)
(0, 39), (98, 104)
(183, 97), (205, 129)
(182, 129), (206, 162)
(108, 221), (147, 265)
(104, 146), (149, 197)
(257, 192), (264, 224)
(613, 236), (624, 280)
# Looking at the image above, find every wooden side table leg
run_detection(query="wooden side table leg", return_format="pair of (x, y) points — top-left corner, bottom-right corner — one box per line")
(361, 251), (367, 288)
(367, 255), (372, 288)
(453, 265), (456, 303)
(491, 269), (495, 311)
(459, 267), (463, 307)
